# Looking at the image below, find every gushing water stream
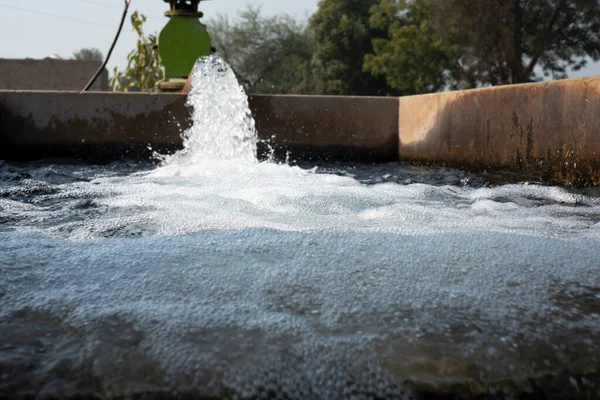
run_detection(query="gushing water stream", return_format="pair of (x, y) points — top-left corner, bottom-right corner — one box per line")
(161, 56), (258, 166)
(0, 56), (599, 399)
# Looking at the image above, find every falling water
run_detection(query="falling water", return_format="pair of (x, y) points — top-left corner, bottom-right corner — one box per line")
(161, 55), (258, 167)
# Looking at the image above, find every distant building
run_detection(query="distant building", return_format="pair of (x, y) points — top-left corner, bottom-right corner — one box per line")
(0, 58), (108, 91)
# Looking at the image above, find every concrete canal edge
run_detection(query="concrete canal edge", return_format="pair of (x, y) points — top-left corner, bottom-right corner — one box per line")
(251, 95), (399, 162)
(399, 76), (600, 187)
(0, 91), (399, 163)
(0, 91), (188, 162)
(0, 76), (599, 186)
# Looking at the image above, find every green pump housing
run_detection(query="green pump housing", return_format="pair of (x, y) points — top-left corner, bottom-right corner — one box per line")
(156, 0), (212, 92)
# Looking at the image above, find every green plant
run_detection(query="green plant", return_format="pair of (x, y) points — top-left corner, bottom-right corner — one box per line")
(428, 0), (600, 86)
(308, 0), (398, 96)
(364, 0), (459, 94)
(110, 11), (163, 92)
(208, 5), (316, 94)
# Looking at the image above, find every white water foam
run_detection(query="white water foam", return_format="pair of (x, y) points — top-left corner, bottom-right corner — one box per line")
(157, 55), (258, 171)
(1, 56), (600, 398)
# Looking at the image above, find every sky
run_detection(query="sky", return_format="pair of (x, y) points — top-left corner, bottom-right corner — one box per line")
(0, 0), (318, 74)
(1, 0), (599, 80)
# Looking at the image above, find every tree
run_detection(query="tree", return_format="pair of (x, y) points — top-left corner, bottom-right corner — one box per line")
(110, 11), (163, 92)
(72, 48), (104, 61)
(208, 6), (315, 94)
(309, 0), (398, 95)
(364, 0), (460, 94)
(429, 0), (600, 86)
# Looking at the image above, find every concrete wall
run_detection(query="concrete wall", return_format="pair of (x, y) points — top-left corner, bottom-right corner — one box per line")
(0, 59), (108, 91)
(252, 95), (399, 161)
(0, 91), (187, 161)
(399, 77), (600, 186)
(1, 76), (599, 186)
(0, 91), (399, 163)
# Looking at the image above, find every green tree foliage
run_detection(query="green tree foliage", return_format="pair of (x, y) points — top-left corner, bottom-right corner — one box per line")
(309, 0), (397, 95)
(429, 0), (600, 86)
(113, 1), (600, 95)
(110, 11), (163, 92)
(364, 0), (460, 94)
(72, 47), (104, 61)
(208, 6), (315, 94)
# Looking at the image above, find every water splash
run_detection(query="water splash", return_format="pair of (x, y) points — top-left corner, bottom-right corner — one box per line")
(160, 55), (258, 169)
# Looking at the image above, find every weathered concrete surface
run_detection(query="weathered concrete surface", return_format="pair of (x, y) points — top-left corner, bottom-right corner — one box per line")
(251, 95), (399, 161)
(2, 77), (600, 186)
(399, 77), (600, 186)
(0, 91), (187, 162)
(0, 59), (109, 91)
(0, 91), (399, 163)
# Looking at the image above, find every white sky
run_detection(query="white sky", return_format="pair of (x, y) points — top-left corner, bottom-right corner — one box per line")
(1, 0), (598, 79)
(0, 0), (318, 74)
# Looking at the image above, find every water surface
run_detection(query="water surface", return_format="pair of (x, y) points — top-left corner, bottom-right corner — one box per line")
(1, 56), (599, 399)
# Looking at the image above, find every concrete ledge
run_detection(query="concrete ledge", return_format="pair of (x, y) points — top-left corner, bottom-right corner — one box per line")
(1, 78), (600, 186)
(0, 91), (400, 163)
(252, 95), (399, 162)
(399, 77), (600, 186)
(0, 91), (188, 162)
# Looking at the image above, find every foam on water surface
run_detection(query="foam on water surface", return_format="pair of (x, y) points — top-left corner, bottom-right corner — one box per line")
(1, 56), (600, 398)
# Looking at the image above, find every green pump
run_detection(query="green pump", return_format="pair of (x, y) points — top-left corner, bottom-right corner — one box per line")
(155, 0), (212, 92)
